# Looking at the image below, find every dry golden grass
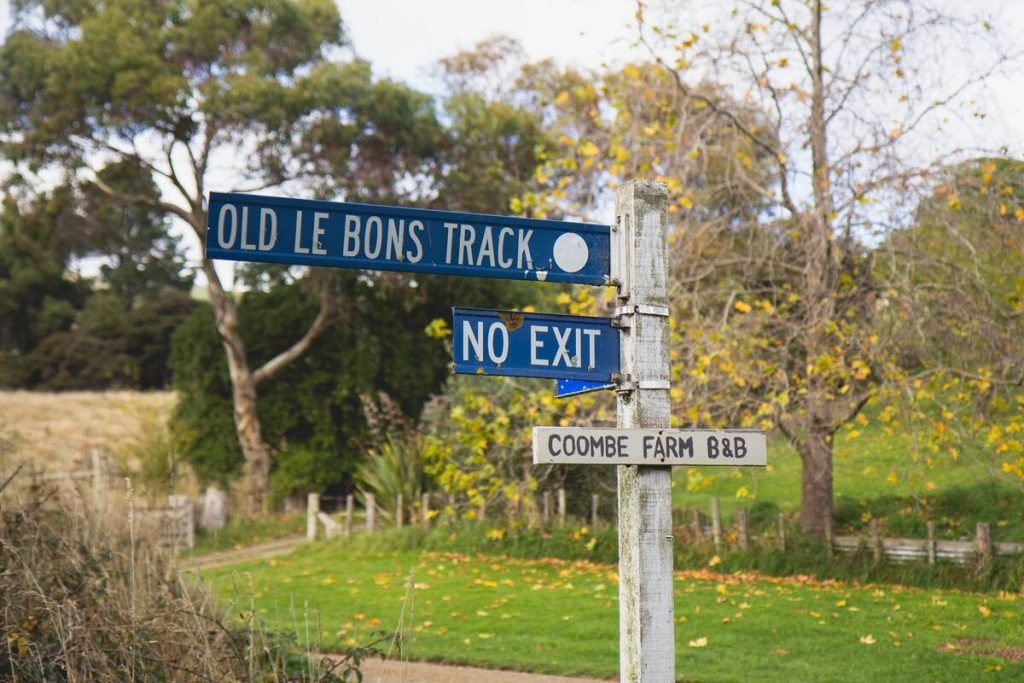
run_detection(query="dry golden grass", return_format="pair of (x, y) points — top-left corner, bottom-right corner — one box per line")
(0, 390), (176, 473)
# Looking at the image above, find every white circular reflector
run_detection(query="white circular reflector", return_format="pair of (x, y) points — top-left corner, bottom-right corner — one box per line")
(552, 233), (589, 273)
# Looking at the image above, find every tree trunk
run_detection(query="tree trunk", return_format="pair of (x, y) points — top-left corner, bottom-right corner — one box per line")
(798, 426), (833, 537)
(201, 258), (271, 513)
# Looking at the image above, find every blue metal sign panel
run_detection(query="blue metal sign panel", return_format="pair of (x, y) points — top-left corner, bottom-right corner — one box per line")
(206, 192), (611, 285)
(452, 308), (620, 382)
(556, 378), (615, 398)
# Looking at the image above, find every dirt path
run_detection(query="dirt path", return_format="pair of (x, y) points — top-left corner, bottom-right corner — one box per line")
(182, 534), (306, 571)
(188, 539), (614, 683)
(352, 659), (612, 683)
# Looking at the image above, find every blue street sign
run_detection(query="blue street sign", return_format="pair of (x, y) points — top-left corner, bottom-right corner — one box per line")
(556, 378), (615, 398)
(452, 308), (620, 382)
(206, 192), (611, 285)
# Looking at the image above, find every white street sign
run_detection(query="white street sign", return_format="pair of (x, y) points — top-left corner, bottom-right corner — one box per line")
(532, 427), (767, 467)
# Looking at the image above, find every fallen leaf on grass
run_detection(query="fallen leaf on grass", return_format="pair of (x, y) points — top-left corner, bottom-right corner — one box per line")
(689, 637), (708, 648)
(859, 634), (877, 645)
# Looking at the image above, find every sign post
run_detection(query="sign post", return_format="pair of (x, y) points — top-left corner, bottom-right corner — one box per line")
(613, 181), (674, 682)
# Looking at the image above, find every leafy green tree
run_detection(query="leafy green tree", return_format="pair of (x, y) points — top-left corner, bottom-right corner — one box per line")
(882, 158), (1024, 485)
(0, 188), (90, 384)
(0, 0), (444, 507)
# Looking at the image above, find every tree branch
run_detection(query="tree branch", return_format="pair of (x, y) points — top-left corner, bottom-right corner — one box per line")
(252, 280), (335, 385)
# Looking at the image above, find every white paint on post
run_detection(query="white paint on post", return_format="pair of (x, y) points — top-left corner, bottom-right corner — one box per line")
(614, 180), (674, 683)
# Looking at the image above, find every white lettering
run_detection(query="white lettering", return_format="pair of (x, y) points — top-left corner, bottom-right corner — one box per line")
(217, 204), (238, 248)
(444, 222), (459, 263)
(386, 218), (404, 260)
(497, 227), (514, 268)
(258, 208), (277, 251)
(487, 322), (509, 364)
(463, 320), (484, 362)
(530, 325), (548, 366)
(517, 229), (534, 269)
(406, 220), (425, 263)
(312, 212), (328, 255)
(342, 215), (360, 256)
(583, 329), (600, 369)
(458, 224), (475, 265)
(477, 226), (495, 267)
(239, 206), (256, 250)
(364, 216), (383, 259)
(552, 327), (573, 367)
(293, 210), (310, 254)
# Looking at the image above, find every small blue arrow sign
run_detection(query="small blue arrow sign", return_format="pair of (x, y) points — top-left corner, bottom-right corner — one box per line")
(206, 192), (611, 285)
(452, 308), (620, 382)
(555, 378), (615, 398)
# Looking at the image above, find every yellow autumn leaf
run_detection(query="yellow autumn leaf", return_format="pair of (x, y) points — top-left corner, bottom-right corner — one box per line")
(734, 300), (752, 314)
(688, 637), (708, 648)
(859, 634), (877, 645)
(978, 605), (992, 617)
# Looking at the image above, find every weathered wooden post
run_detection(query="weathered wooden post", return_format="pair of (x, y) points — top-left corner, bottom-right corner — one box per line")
(345, 494), (354, 537)
(926, 521), (936, 566)
(691, 508), (703, 541)
(870, 518), (882, 563)
(365, 493), (375, 533)
(736, 507), (749, 551)
(557, 488), (566, 525)
(421, 492), (431, 526)
(976, 522), (992, 564)
(777, 513), (787, 552)
(591, 493), (600, 529)
(543, 491), (552, 526)
(614, 181), (674, 682)
(710, 497), (722, 552)
(396, 494), (404, 529)
(306, 493), (319, 542)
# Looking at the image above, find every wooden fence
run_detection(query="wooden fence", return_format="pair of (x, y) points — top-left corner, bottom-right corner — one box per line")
(307, 490), (1024, 567)
(23, 452), (195, 549)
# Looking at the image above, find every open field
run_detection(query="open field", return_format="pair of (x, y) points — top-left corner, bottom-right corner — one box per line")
(0, 390), (176, 473)
(201, 544), (1023, 682)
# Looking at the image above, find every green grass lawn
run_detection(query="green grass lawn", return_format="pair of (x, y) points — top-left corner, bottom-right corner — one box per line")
(201, 544), (1023, 682)
(672, 414), (1022, 541)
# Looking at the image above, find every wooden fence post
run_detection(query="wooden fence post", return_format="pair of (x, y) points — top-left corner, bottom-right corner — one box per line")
(396, 494), (404, 529)
(591, 494), (600, 529)
(477, 498), (487, 522)
(557, 488), (566, 525)
(421, 492), (431, 526)
(691, 508), (702, 541)
(926, 521), (936, 566)
(736, 508), (749, 551)
(710, 497), (722, 552)
(306, 493), (320, 542)
(777, 513), (787, 552)
(976, 522), (992, 564)
(543, 491), (552, 526)
(871, 518), (883, 563)
(345, 494), (354, 537)
(365, 493), (375, 533)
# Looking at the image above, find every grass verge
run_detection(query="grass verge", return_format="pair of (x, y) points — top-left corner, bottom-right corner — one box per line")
(201, 542), (1023, 682)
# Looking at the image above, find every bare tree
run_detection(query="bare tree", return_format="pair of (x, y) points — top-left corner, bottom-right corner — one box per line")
(630, 0), (1019, 534)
